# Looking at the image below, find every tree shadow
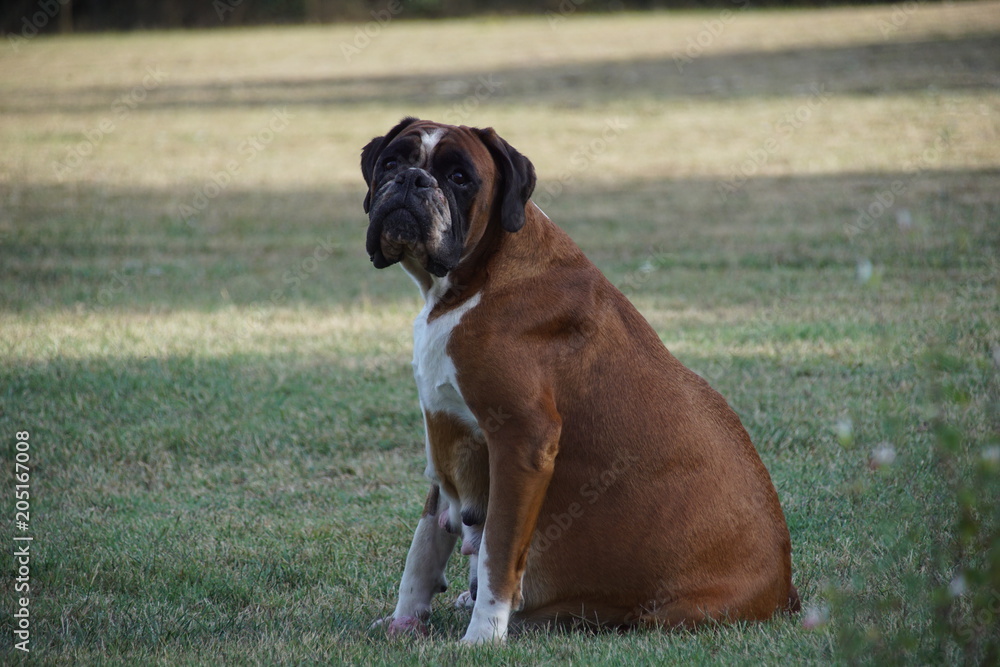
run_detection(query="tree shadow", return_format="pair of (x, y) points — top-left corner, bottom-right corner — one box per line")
(2, 167), (997, 312)
(5, 33), (998, 115)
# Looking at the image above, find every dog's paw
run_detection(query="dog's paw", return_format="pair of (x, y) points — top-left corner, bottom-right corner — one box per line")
(371, 615), (429, 637)
(454, 590), (475, 609)
(389, 616), (429, 636)
(458, 628), (506, 645)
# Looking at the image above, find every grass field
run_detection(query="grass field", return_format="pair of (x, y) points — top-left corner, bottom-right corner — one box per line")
(2, 1), (999, 663)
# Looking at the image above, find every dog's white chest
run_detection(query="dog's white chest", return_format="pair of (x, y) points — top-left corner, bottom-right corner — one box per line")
(411, 290), (481, 429)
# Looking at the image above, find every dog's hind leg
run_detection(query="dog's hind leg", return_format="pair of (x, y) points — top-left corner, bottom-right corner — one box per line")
(373, 484), (458, 636)
(454, 522), (483, 609)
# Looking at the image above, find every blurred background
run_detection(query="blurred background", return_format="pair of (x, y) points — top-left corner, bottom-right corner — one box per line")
(2, 0), (953, 32)
(1, 0), (997, 663)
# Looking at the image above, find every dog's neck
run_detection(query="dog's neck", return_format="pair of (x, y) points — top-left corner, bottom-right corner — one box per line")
(401, 201), (574, 318)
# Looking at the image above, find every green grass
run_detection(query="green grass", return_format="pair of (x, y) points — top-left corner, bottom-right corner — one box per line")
(2, 2), (1000, 664)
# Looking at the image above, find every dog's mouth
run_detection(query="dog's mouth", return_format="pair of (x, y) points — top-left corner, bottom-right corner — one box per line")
(374, 208), (423, 265)
(366, 174), (458, 277)
(367, 208), (452, 277)
(366, 204), (454, 278)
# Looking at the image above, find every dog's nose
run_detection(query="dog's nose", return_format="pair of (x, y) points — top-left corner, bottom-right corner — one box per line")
(395, 168), (436, 189)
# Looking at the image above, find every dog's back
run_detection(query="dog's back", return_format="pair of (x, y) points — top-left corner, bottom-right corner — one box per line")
(451, 205), (796, 628)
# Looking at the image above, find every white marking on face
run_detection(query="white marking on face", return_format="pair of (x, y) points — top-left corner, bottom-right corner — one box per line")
(420, 128), (446, 162)
(388, 128), (451, 267)
(461, 531), (511, 643)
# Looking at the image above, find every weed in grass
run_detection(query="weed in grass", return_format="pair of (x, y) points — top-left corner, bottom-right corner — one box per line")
(821, 348), (1000, 664)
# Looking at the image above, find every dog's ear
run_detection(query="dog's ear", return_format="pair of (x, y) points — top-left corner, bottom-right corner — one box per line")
(361, 116), (420, 213)
(476, 127), (536, 233)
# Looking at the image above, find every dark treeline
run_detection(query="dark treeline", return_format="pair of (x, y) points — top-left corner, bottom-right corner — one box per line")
(2, 0), (957, 35)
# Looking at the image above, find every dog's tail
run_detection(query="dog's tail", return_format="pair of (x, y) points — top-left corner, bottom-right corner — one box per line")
(786, 584), (802, 614)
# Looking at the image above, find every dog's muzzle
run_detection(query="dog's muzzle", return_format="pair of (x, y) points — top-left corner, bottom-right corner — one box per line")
(366, 168), (450, 275)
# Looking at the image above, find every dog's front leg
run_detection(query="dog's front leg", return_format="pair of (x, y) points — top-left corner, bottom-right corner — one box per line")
(460, 408), (561, 644)
(377, 484), (458, 635)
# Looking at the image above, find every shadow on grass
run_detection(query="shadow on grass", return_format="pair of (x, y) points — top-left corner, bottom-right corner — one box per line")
(0, 335), (976, 658)
(2, 352), (422, 470)
(4, 34), (999, 115)
(2, 168), (997, 312)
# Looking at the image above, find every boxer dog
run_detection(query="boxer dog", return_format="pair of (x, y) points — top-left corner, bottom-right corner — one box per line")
(361, 118), (798, 644)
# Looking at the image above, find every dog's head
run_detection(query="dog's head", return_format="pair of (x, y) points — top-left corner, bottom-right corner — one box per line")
(361, 118), (536, 277)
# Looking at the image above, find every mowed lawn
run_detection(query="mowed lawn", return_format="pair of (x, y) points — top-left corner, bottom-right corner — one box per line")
(2, 1), (999, 663)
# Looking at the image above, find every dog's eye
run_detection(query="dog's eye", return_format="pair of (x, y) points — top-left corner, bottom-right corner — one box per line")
(382, 158), (399, 171)
(449, 171), (468, 185)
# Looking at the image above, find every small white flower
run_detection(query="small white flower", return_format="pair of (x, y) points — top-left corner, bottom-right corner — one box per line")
(802, 602), (830, 629)
(895, 208), (913, 231)
(834, 418), (853, 446)
(870, 443), (896, 469)
(982, 446), (1000, 465)
(856, 258), (873, 284)
(948, 574), (967, 598)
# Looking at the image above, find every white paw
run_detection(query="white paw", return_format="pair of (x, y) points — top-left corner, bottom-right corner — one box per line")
(459, 608), (509, 644)
(459, 628), (506, 645)
(454, 590), (475, 609)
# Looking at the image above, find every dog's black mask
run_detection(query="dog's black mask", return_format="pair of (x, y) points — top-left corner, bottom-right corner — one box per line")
(360, 117), (535, 277)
